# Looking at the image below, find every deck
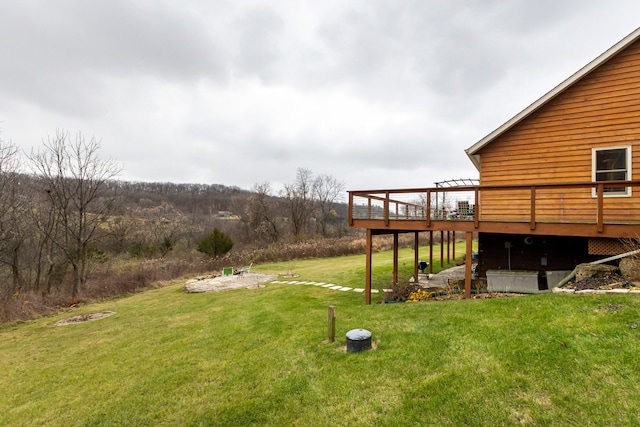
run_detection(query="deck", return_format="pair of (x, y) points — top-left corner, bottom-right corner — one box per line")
(348, 180), (640, 304)
(349, 180), (640, 238)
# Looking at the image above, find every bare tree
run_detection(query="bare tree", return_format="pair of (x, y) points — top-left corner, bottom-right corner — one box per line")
(27, 192), (64, 294)
(242, 182), (280, 243)
(103, 213), (137, 254)
(0, 141), (24, 292)
(0, 142), (65, 295)
(139, 201), (190, 257)
(282, 168), (316, 238)
(0, 141), (20, 231)
(29, 130), (122, 297)
(314, 173), (345, 237)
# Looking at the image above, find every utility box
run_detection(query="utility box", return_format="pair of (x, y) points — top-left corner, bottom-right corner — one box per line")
(486, 270), (540, 293)
(346, 329), (372, 353)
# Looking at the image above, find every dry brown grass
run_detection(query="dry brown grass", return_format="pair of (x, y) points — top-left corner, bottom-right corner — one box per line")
(0, 233), (453, 323)
(3, 235), (403, 323)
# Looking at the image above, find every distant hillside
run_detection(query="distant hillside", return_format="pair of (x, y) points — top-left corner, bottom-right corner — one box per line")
(112, 180), (251, 216)
(108, 179), (348, 222)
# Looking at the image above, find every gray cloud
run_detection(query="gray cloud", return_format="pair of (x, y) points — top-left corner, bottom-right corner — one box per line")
(0, 0), (226, 115)
(0, 0), (638, 193)
(233, 6), (285, 82)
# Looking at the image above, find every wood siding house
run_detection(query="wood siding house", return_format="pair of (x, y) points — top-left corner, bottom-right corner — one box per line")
(349, 28), (640, 303)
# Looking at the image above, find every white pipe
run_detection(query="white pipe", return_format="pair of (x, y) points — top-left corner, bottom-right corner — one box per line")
(556, 248), (640, 288)
(591, 248), (640, 265)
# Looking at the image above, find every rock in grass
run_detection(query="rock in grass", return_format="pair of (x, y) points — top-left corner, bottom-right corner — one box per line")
(620, 258), (640, 281)
(575, 263), (619, 281)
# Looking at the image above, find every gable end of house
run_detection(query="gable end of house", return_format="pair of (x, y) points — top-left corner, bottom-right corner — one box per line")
(465, 27), (640, 171)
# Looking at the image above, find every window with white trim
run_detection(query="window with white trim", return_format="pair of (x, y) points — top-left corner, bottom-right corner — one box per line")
(592, 146), (632, 197)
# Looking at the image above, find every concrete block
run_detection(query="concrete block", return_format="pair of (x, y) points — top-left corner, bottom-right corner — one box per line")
(487, 270), (540, 293)
(546, 270), (573, 289)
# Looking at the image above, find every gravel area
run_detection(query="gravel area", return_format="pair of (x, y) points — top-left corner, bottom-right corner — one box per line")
(55, 311), (116, 326)
(422, 264), (473, 286)
(183, 273), (278, 293)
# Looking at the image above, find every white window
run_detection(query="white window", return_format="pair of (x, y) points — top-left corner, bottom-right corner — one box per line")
(592, 146), (632, 197)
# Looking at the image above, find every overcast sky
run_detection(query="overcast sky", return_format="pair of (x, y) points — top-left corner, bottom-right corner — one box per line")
(1, 1), (639, 195)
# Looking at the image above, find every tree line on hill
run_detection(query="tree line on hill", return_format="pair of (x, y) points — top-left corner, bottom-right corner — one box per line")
(0, 130), (349, 304)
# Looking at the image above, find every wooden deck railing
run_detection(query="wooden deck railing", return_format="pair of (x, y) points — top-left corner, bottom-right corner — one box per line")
(349, 180), (640, 232)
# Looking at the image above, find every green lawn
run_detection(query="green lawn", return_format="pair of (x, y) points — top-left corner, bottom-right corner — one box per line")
(2, 245), (640, 426)
(257, 242), (472, 296)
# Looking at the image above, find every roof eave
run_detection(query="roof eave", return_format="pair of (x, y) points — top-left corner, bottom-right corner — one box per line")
(465, 150), (480, 171)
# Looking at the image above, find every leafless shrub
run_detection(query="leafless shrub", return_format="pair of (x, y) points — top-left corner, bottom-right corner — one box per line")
(0, 230), (437, 323)
(384, 283), (423, 302)
(0, 290), (58, 323)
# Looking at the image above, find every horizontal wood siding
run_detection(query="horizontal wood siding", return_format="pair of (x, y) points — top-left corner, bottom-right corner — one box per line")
(479, 39), (640, 221)
(479, 187), (636, 223)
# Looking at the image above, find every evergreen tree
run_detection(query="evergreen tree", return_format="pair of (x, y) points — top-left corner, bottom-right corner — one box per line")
(196, 228), (233, 257)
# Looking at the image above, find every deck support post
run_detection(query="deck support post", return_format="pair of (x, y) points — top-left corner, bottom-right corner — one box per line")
(440, 231), (444, 268)
(365, 229), (372, 305)
(414, 232), (419, 284)
(393, 232), (399, 286)
(465, 231), (473, 299)
(429, 231), (434, 274)
(447, 231), (451, 263)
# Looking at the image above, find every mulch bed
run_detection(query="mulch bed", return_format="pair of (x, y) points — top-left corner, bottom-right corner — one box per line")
(562, 273), (637, 291)
(383, 283), (522, 302)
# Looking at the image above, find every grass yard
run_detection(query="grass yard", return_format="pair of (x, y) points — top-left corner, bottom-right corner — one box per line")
(2, 244), (640, 426)
(256, 242), (472, 296)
